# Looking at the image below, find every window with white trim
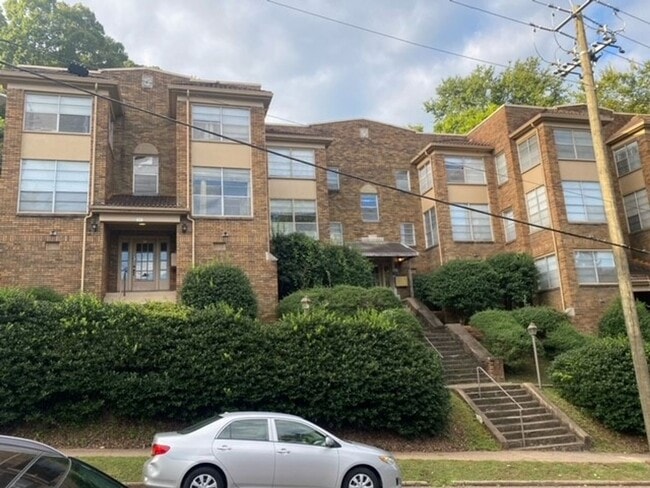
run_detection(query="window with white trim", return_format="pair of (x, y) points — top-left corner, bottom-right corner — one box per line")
(418, 163), (433, 193)
(327, 168), (340, 190)
(554, 129), (595, 160)
(535, 254), (560, 290)
(191, 105), (250, 142)
(19, 159), (90, 213)
(517, 134), (541, 172)
(451, 204), (493, 242)
(360, 193), (379, 221)
(495, 153), (508, 185)
(133, 155), (159, 195)
(561, 181), (605, 223)
(268, 148), (315, 179)
(526, 186), (550, 230)
(503, 209), (516, 243)
(614, 141), (641, 176)
(400, 223), (416, 246)
(624, 189), (650, 233)
(330, 222), (343, 244)
(192, 167), (251, 217)
(395, 170), (410, 191)
(423, 208), (438, 248)
(574, 250), (617, 284)
(445, 156), (486, 184)
(24, 93), (92, 134)
(270, 199), (318, 238)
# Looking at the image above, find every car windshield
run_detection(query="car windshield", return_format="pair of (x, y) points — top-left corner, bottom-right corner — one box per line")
(62, 458), (127, 488)
(178, 414), (224, 434)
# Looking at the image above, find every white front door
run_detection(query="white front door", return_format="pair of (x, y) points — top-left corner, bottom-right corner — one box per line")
(118, 238), (170, 292)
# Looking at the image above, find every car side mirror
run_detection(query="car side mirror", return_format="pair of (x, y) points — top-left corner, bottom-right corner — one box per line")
(324, 436), (339, 448)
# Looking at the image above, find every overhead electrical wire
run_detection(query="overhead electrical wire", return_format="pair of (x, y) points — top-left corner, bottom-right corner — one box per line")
(595, 0), (650, 27)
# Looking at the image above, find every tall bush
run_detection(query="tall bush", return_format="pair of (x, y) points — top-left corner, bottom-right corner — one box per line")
(469, 310), (532, 370)
(510, 306), (571, 338)
(180, 263), (258, 318)
(487, 253), (538, 309)
(598, 298), (650, 341)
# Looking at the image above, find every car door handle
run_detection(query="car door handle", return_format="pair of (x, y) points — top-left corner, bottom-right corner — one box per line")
(277, 448), (291, 455)
(216, 445), (232, 451)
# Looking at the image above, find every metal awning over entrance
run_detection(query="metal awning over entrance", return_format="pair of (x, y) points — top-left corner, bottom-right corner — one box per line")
(348, 241), (419, 259)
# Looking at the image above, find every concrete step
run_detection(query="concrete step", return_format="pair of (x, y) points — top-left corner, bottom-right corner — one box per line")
(472, 398), (539, 409)
(502, 426), (573, 440)
(491, 413), (555, 426)
(482, 406), (548, 418)
(497, 419), (561, 432)
(507, 433), (580, 449)
(516, 441), (586, 451)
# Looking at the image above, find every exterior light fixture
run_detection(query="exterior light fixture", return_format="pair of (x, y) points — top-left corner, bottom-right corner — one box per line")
(301, 296), (312, 312)
(527, 322), (542, 389)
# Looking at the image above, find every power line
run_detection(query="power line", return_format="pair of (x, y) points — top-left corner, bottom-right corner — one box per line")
(595, 0), (650, 27)
(2, 61), (645, 255)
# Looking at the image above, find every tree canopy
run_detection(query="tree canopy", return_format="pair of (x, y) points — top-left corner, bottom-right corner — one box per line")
(586, 61), (650, 114)
(0, 0), (133, 68)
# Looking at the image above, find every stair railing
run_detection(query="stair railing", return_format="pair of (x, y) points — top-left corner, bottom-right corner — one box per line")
(476, 366), (526, 447)
(424, 336), (443, 358)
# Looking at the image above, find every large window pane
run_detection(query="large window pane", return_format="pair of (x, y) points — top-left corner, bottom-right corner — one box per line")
(419, 163), (432, 193)
(451, 204), (492, 242)
(554, 129), (595, 160)
(270, 199), (318, 238)
(268, 148), (315, 179)
(445, 156), (485, 184)
(562, 181), (605, 223)
(535, 255), (560, 290)
(423, 208), (438, 248)
(192, 105), (250, 142)
(517, 135), (540, 172)
(193, 167), (251, 216)
(360, 193), (379, 221)
(526, 186), (550, 230)
(624, 189), (650, 233)
(25, 93), (91, 133)
(19, 160), (89, 213)
(614, 142), (641, 176)
(575, 251), (617, 284)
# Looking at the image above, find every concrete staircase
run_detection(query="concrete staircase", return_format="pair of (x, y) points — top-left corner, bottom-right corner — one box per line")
(456, 383), (589, 451)
(424, 326), (480, 384)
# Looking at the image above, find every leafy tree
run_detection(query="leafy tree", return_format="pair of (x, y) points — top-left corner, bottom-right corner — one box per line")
(583, 61), (650, 114)
(0, 0), (133, 68)
(487, 252), (538, 310)
(424, 57), (569, 133)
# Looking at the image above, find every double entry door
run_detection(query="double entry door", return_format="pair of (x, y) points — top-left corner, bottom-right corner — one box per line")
(119, 238), (170, 292)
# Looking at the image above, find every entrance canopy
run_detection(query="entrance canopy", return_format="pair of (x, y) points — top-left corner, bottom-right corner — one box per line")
(349, 241), (418, 259)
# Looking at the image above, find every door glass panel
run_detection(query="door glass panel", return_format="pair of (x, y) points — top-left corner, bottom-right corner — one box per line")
(135, 242), (155, 281)
(160, 242), (169, 280)
(120, 242), (129, 281)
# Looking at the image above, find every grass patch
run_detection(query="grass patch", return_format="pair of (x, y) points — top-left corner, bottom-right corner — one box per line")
(446, 392), (499, 451)
(80, 457), (146, 483)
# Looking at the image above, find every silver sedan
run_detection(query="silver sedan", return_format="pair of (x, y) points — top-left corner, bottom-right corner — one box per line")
(143, 411), (401, 488)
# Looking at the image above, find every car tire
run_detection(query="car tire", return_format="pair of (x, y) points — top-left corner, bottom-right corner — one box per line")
(342, 467), (380, 488)
(182, 466), (224, 488)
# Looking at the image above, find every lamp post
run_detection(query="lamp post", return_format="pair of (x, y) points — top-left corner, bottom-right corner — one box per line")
(527, 322), (542, 389)
(301, 296), (311, 312)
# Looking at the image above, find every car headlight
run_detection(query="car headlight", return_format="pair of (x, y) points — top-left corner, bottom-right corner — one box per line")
(379, 455), (396, 466)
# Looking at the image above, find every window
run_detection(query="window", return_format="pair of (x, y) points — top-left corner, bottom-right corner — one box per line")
(574, 250), (617, 284)
(423, 208), (438, 248)
(554, 129), (595, 160)
(217, 419), (269, 441)
(624, 189), (650, 232)
(360, 193), (379, 221)
(270, 199), (318, 238)
(535, 255), (560, 290)
(330, 222), (343, 244)
(400, 223), (416, 246)
(526, 186), (550, 230)
(192, 167), (251, 217)
(561, 181), (605, 223)
(24, 93), (92, 134)
(450, 204), (493, 242)
(395, 170), (410, 191)
(19, 160), (90, 213)
(268, 148), (315, 179)
(614, 141), (641, 176)
(133, 155), (159, 195)
(517, 134), (541, 172)
(418, 163), (433, 193)
(275, 420), (326, 446)
(191, 105), (250, 142)
(495, 153), (508, 185)
(503, 209), (516, 243)
(327, 168), (340, 190)
(445, 156), (486, 184)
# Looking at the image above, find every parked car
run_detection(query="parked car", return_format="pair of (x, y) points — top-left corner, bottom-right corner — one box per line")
(144, 411), (401, 488)
(0, 435), (127, 488)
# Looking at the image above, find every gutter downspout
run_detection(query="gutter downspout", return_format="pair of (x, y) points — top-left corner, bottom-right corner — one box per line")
(185, 89), (195, 266)
(80, 83), (99, 292)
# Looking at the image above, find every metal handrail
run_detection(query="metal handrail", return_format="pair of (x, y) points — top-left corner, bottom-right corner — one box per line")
(121, 267), (128, 296)
(476, 366), (526, 447)
(424, 336), (443, 358)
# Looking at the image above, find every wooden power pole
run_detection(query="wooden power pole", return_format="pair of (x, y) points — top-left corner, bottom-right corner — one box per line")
(574, 9), (650, 448)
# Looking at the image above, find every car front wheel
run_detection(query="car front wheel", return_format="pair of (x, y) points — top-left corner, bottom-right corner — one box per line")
(182, 466), (224, 488)
(343, 467), (380, 488)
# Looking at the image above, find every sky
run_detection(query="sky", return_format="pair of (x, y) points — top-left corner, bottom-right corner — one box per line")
(73, 0), (650, 132)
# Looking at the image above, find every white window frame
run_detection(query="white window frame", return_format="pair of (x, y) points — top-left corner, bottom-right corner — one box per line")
(395, 170), (411, 191)
(191, 105), (250, 143)
(502, 209), (516, 243)
(270, 199), (318, 238)
(268, 148), (315, 179)
(327, 168), (340, 190)
(133, 155), (159, 195)
(400, 223), (416, 246)
(624, 189), (650, 233)
(561, 181), (606, 223)
(450, 204), (493, 242)
(495, 153), (508, 185)
(517, 134), (541, 173)
(554, 128), (595, 160)
(535, 254), (560, 290)
(330, 222), (343, 244)
(574, 250), (617, 284)
(360, 193), (379, 222)
(418, 163), (433, 194)
(614, 141), (641, 176)
(423, 208), (438, 248)
(526, 186), (550, 231)
(18, 159), (90, 214)
(24, 93), (92, 134)
(192, 167), (252, 217)
(445, 156), (486, 184)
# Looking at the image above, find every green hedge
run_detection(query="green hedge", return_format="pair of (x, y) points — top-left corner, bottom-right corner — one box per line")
(550, 337), (648, 433)
(510, 306), (570, 337)
(469, 310), (532, 370)
(598, 298), (650, 341)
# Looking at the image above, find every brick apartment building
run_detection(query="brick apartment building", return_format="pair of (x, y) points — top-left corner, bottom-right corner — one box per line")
(1, 65), (650, 330)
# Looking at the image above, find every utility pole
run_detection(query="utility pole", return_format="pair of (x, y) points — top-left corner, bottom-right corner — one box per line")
(574, 8), (650, 448)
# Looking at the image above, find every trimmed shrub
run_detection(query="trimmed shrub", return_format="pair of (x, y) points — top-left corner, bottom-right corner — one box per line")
(550, 337), (648, 433)
(487, 253), (538, 310)
(544, 322), (589, 357)
(321, 244), (374, 289)
(26, 286), (64, 302)
(510, 306), (571, 338)
(598, 298), (650, 341)
(180, 263), (258, 318)
(469, 310), (532, 370)
(413, 273), (437, 309)
(377, 308), (423, 339)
